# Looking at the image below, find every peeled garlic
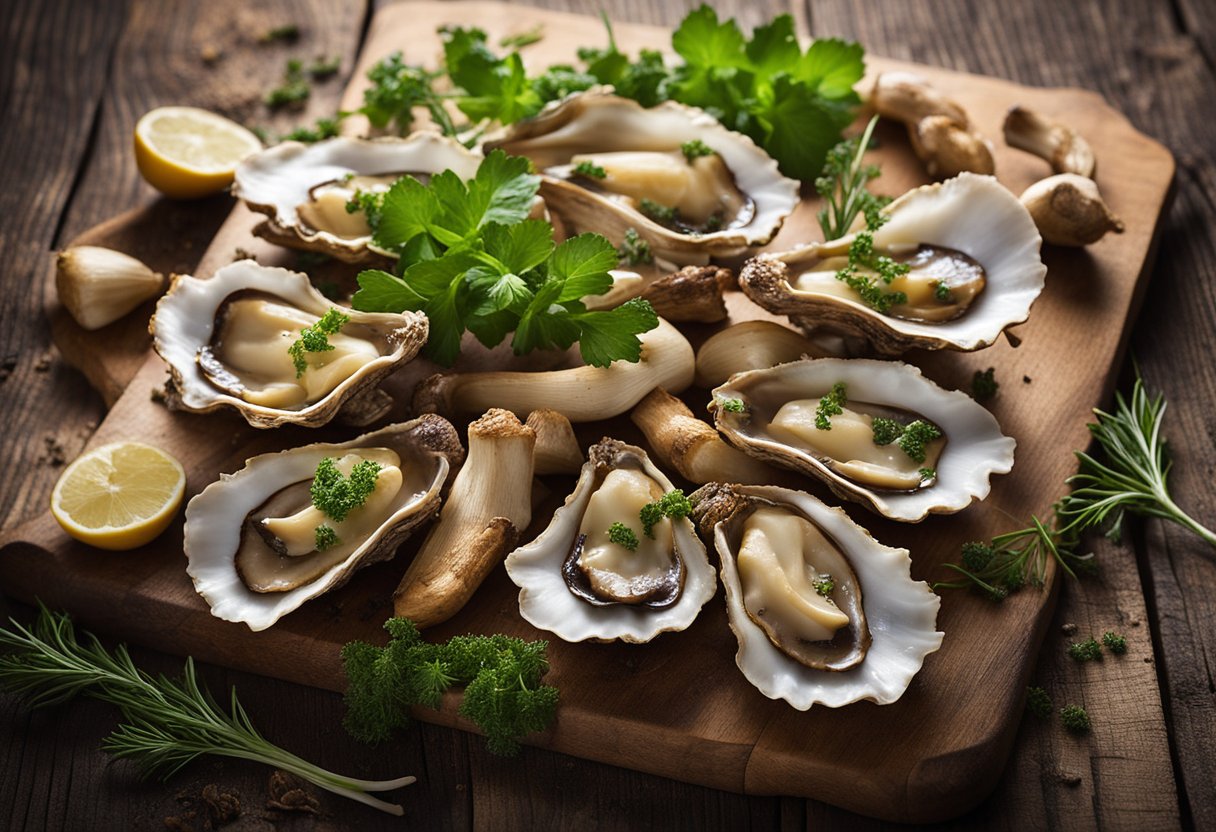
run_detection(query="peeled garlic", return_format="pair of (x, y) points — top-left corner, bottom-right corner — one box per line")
(1020, 174), (1124, 246)
(55, 246), (164, 330)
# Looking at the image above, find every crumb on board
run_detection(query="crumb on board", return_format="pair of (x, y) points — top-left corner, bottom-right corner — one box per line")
(266, 771), (320, 815)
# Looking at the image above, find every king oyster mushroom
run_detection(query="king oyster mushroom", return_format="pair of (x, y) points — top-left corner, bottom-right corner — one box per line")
(504, 439), (716, 643)
(184, 415), (464, 631)
(691, 483), (943, 709)
(151, 260), (428, 429)
(233, 134), (482, 262)
(739, 173), (1047, 354)
(709, 358), (1016, 522)
(483, 89), (799, 263)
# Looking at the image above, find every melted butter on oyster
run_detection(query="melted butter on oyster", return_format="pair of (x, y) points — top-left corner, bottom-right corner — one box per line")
(793, 244), (986, 323)
(200, 296), (382, 409)
(296, 174), (398, 239)
(551, 150), (754, 234)
(768, 399), (944, 491)
(564, 467), (682, 607)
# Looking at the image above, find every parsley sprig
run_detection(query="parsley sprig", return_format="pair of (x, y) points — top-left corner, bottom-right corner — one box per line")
(607, 522), (639, 551)
(0, 606), (416, 815)
(351, 150), (659, 367)
(288, 308), (349, 377)
(639, 490), (693, 538)
(310, 457), (382, 522)
(815, 115), (889, 240)
(815, 382), (847, 430)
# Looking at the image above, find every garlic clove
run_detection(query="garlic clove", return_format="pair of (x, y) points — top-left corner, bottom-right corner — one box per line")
(1020, 173), (1124, 247)
(55, 246), (164, 330)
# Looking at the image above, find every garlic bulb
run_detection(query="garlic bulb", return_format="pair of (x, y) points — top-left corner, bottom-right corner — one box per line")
(56, 246), (164, 330)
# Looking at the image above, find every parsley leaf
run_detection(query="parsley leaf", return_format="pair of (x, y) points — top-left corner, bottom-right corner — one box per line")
(639, 489), (693, 538)
(287, 308), (349, 376)
(310, 457), (382, 522)
(815, 382), (847, 430)
(568, 298), (659, 367)
(607, 522), (639, 551)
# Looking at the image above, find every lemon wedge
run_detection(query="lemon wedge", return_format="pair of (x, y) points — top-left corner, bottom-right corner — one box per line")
(51, 442), (186, 551)
(134, 106), (262, 199)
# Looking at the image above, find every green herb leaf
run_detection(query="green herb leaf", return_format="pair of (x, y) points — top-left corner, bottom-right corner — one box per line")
(607, 522), (639, 551)
(315, 525), (339, 551)
(549, 233), (620, 302)
(897, 420), (942, 464)
(971, 367), (999, 402)
(567, 298), (659, 368)
(287, 308), (349, 376)
(1025, 686), (1052, 719)
(1060, 704), (1090, 734)
(870, 416), (903, 446)
(1102, 631), (1128, 655)
(813, 574), (835, 597)
(310, 457), (383, 522)
(680, 139), (715, 161)
(573, 160), (607, 179)
(640, 489), (693, 538)
(1067, 638), (1103, 662)
(617, 228), (653, 266)
(352, 269), (426, 312)
(815, 382), (847, 430)
(717, 396), (746, 413)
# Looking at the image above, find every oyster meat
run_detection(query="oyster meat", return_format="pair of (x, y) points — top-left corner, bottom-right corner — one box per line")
(740, 173), (1046, 354)
(691, 483), (943, 709)
(233, 134), (482, 262)
(710, 358), (1015, 522)
(484, 89), (799, 262)
(504, 439), (716, 642)
(184, 416), (464, 631)
(152, 260), (427, 429)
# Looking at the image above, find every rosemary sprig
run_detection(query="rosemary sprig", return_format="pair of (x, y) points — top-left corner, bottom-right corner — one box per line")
(0, 606), (415, 815)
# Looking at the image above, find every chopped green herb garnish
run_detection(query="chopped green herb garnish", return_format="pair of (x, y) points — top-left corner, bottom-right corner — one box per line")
(639, 489), (693, 538)
(499, 25), (544, 50)
(813, 575), (835, 597)
(259, 24), (300, 44)
(918, 467), (936, 481)
(815, 115), (889, 241)
(314, 525), (339, 551)
(308, 56), (341, 80)
(1060, 704), (1090, 734)
(935, 517), (1094, 602)
(717, 396), (746, 413)
(357, 52), (457, 137)
(870, 416), (903, 446)
(342, 617), (558, 756)
(266, 59), (310, 109)
(1102, 631), (1128, 655)
(640, 198), (677, 224)
(283, 116), (342, 143)
(814, 382), (847, 430)
(617, 228), (653, 266)
(607, 522), (639, 551)
(288, 307), (349, 376)
(1067, 638), (1104, 662)
(971, 367), (999, 402)
(934, 281), (953, 303)
(1026, 686), (1052, 719)
(310, 457), (382, 523)
(834, 216), (910, 314)
(896, 420), (942, 464)
(572, 160), (607, 179)
(680, 139), (715, 161)
(703, 213), (723, 233)
(344, 188), (385, 228)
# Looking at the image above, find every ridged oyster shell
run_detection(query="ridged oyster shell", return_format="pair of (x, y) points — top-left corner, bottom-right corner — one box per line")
(184, 415), (464, 631)
(691, 483), (943, 709)
(710, 358), (1015, 522)
(740, 173), (1046, 354)
(151, 260), (428, 429)
(233, 134), (482, 263)
(504, 438), (716, 642)
(483, 89), (799, 263)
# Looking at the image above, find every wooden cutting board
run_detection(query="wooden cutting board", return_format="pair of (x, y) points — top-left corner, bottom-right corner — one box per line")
(0, 2), (1174, 823)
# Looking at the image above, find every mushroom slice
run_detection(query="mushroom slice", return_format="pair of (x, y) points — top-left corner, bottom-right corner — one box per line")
(710, 358), (1015, 522)
(152, 261), (427, 429)
(739, 173), (1046, 354)
(233, 135), (482, 263)
(504, 439), (716, 643)
(871, 72), (995, 179)
(184, 416), (464, 631)
(1003, 106), (1096, 178)
(691, 483), (943, 709)
(483, 89), (799, 263)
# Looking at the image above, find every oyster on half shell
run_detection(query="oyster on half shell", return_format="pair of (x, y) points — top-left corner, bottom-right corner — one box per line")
(233, 135), (482, 263)
(484, 89), (799, 263)
(710, 358), (1015, 522)
(740, 173), (1046, 354)
(504, 439), (716, 643)
(151, 260), (427, 429)
(691, 483), (943, 709)
(184, 415), (464, 631)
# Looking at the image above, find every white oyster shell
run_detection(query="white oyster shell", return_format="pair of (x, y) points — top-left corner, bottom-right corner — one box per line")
(151, 260), (427, 429)
(504, 439), (716, 643)
(710, 358), (1016, 522)
(740, 173), (1047, 353)
(233, 134), (482, 262)
(184, 416), (463, 631)
(484, 89), (799, 262)
(700, 484), (943, 709)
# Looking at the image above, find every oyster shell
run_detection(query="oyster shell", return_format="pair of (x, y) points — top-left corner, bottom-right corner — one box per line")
(484, 89), (799, 262)
(151, 260), (427, 429)
(504, 439), (716, 643)
(233, 135), (482, 262)
(184, 415), (464, 631)
(691, 483), (943, 709)
(739, 173), (1046, 354)
(710, 358), (1015, 522)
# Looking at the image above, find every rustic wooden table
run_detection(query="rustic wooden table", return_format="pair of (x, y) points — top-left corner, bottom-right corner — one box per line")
(2, 0), (1212, 829)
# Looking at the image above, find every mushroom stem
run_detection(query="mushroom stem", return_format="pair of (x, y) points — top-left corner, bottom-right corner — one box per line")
(1003, 106), (1096, 178)
(526, 409), (584, 475)
(871, 72), (995, 179)
(392, 409), (536, 628)
(694, 320), (828, 389)
(640, 265), (731, 323)
(630, 388), (787, 486)
(413, 318), (695, 422)
(1020, 173), (1124, 247)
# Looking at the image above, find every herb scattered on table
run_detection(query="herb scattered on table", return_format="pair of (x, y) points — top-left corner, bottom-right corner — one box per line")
(288, 307), (349, 376)
(266, 59), (312, 109)
(1025, 686), (1052, 718)
(350, 150), (659, 367)
(1060, 704), (1091, 734)
(1067, 638), (1103, 662)
(259, 24), (301, 45)
(971, 367), (999, 402)
(307, 56), (341, 81)
(639, 490), (693, 538)
(1102, 631), (1128, 654)
(342, 618), (558, 756)
(499, 24), (545, 51)
(0, 605), (415, 815)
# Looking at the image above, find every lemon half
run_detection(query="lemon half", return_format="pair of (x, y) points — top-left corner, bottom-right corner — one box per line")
(51, 442), (186, 551)
(134, 106), (262, 199)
